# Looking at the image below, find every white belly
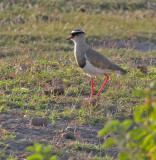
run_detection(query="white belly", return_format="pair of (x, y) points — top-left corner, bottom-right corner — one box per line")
(82, 60), (112, 77)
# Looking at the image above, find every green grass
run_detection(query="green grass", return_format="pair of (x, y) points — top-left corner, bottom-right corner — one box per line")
(0, 0), (156, 159)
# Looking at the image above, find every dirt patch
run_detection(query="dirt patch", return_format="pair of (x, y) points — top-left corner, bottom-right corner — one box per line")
(89, 38), (156, 52)
(0, 111), (116, 160)
(131, 56), (156, 66)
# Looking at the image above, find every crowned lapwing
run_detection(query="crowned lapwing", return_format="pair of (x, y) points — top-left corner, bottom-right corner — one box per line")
(67, 30), (127, 98)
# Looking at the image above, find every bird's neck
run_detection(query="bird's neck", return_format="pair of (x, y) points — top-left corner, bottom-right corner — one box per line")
(74, 42), (88, 54)
(73, 39), (86, 45)
(73, 42), (88, 68)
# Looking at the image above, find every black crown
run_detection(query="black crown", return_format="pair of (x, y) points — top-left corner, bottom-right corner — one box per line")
(71, 30), (85, 36)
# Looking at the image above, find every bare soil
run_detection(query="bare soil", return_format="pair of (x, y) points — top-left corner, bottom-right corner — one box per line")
(0, 110), (116, 160)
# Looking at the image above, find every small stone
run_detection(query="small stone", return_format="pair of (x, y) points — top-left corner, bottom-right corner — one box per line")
(52, 87), (64, 95)
(42, 15), (49, 21)
(61, 132), (75, 140)
(20, 153), (28, 159)
(79, 8), (85, 13)
(44, 87), (64, 96)
(137, 65), (148, 73)
(44, 90), (51, 96)
(30, 117), (48, 126)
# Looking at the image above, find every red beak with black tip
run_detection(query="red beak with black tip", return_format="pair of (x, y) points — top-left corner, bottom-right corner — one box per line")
(67, 35), (73, 40)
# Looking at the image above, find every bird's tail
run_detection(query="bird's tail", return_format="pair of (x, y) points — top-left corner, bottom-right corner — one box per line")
(117, 67), (127, 75)
(113, 64), (127, 75)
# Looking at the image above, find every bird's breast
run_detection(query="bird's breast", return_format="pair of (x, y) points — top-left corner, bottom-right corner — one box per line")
(82, 60), (112, 77)
(75, 55), (86, 68)
(74, 50), (86, 68)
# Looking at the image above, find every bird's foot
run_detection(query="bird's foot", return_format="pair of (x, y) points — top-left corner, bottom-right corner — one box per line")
(83, 97), (99, 107)
(96, 95), (100, 101)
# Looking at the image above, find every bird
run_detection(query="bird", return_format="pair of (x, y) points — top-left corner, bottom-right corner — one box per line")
(67, 30), (127, 98)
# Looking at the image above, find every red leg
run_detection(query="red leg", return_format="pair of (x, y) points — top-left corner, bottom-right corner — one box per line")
(97, 73), (109, 97)
(90, 77), (94, 98)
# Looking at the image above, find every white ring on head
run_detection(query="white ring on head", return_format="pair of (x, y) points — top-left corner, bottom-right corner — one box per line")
(71, 30), (85, 34)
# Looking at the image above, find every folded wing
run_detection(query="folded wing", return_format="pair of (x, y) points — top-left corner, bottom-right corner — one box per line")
(85, 48), (127, 75)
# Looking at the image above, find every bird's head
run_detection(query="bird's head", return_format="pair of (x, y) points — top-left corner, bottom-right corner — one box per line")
(67, 30), (85, 43)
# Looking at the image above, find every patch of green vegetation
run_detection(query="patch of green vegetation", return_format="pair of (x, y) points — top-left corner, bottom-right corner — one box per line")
(0, 127), (16, 159)
(89, 156), (113, 160)
(99, 81), (156, 160)
(26, 143), (57, 160)
(72, 141), (100, 152)
(0, 44), (155, 121)
(0, 127), (16, 141)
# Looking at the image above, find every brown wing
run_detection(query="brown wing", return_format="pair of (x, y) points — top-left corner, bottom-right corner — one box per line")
(85, 48), (113, 69)
(85, 48), (127, 74)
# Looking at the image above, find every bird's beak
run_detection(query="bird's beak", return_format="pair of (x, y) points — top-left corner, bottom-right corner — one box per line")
(67, 35), (73, 40)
